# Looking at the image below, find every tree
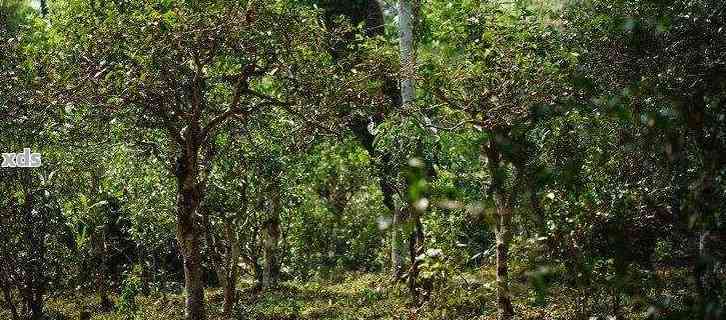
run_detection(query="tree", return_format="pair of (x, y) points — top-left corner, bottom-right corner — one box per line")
(50, 1), (329, 318)
(424, 2), (571, 318)
(0, 3), (63, 318)
(564, 0), (725, 316)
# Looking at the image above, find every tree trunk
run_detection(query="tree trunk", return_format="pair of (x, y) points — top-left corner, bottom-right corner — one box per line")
(178, 228), (205, 320)
(39, 0), (48, 16)
(398, 0), (416, 107)
(21, 186), (47, 320)
(88, 170), (113, 312)
(485, 138), (515, 320)
(91, 230), (112, 312)
(407, 207), (425, 303)
(318, 2), (402, 279)
(220, 218), (241, 317)
(178, 231), (205, 320)
(393, 0), (417, 282)
(222, 274), (236, 317)
(391, 206), (404, 279)
(175, 148), (207, 320)
(494, 203), (515, 320)
(262, 216), (280, 289)
(250, 254), (264, 291)
(699, 166), (724, 319)
(695, 211), (724, 320)
(138, 245), (151, 296)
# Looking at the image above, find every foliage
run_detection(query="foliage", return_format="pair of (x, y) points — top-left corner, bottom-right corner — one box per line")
(1, 0), (724, 320)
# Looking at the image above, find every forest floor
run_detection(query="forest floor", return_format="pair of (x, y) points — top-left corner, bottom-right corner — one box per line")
(20, 266), (692, 320)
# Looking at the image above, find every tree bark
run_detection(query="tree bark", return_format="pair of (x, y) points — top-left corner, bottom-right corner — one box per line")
(262, 216), (280, 289)
(262, 190), (281, 289)
(494, 203), (515, 320)
(222, 275), (236, 317)
(485, 139), (515, 320)
(394, 0), (417, 282)
(39, 0), (48, 16)
(407, 207), (425, 303)
(178, 234), (205, 320)
(391, 206), (404, 279)
(91, 229), (112, 312)
(21, 185), (47, 320)
(398, 0), (416, 107)
(221, 218), (241, 317)
(175, 146), (207, 320)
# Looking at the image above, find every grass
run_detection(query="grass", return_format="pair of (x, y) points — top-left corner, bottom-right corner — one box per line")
(3, 266), (696, 320)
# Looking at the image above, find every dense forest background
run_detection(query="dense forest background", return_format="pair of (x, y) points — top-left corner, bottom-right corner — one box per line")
(1, 0), (724, 319)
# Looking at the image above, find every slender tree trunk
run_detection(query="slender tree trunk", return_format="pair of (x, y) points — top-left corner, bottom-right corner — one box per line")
(262, 189), (281, 289)
(221, 218), (241, 317)
(251, 254), (264, 291)
(407, 207), (425, 303)
(694, 163), (723, 319)
(394, 0), (417, 282)
(88, 170), (112, 312)
(91, 230), (112, 312)
(318, 1), (402, 279)
(485, 139), (515, 320)
(611, 278), (625, 320)
(214, 263), (237, 318)
(398, 0), (415, 106)
(391, 207), (404, 279)
(21, 185), (47, 320)
(262, 216), (280, 289)
(175, 147), (207, 320)
(494, 203), (515, 320)
(139, 247), (151, 296)
(222, 235), (239, 317)
(39, 0), (48, 16)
